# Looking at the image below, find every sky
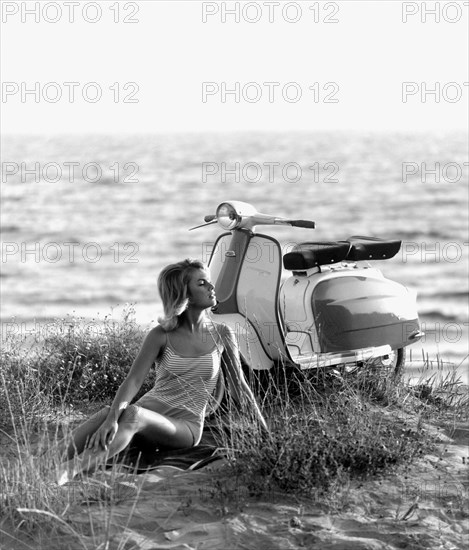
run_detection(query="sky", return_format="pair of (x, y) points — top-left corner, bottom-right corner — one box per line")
(1, 0), (468, 133)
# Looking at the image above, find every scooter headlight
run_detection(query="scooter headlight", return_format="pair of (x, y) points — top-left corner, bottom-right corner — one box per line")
(216, 202), (241, 230)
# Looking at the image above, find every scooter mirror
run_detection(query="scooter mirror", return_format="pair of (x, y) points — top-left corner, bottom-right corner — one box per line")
(216, 202), (241, 230)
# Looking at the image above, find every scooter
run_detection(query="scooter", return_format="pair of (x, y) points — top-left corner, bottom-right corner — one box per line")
(191, 200), (423, 384)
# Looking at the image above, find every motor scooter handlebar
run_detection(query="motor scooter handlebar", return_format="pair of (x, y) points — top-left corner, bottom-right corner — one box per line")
(195, 214), (316, 230)
(251, 214), (316, 229)
(191, 205), (316, 231)
(288, 220), (316, 229)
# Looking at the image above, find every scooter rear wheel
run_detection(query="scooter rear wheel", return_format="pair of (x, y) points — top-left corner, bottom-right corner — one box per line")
(361, 347), (406, 378)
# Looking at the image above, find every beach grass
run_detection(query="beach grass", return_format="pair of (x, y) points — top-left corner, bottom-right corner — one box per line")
(1, 310), (467, 547)
(209, 354), (467, 506)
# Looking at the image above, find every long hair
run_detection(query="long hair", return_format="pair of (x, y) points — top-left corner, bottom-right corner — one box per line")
(157, 258), (205, 331)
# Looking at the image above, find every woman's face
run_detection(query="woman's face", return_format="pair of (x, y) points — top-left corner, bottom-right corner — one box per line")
(187, 268), (216, 309)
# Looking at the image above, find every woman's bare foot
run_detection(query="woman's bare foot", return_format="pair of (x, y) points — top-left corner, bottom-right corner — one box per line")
(57, 460), (77, 486)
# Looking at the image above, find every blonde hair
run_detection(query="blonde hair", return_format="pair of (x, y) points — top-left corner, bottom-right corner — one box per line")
(157, 259), (206, 331)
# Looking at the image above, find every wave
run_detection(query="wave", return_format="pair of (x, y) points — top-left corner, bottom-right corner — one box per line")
(399, 231), (466, 242)
(16, 294), (125, 306)
(419, 310), (465, 323)
(418, 290), (469, 300)
(434, 291), (469, 300)
(0, 224), (21, 233)
(25, 234), (85, 243)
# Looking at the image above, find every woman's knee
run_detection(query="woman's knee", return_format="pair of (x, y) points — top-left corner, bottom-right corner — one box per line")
(119, 404), (141, 430)
(98, 405), (111, 419)
(88, 405), (111, 424)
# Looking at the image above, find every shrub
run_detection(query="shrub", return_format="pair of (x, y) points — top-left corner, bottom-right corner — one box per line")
(211, 363), (436, 499)
(0, 306), (155, 421)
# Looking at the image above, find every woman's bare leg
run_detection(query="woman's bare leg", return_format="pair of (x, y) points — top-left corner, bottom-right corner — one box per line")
(55, 406), (111, 460)
(57, 405), (193, 485)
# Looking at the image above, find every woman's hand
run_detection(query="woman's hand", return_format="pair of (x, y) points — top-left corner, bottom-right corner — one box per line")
(87, 417), (118, 453)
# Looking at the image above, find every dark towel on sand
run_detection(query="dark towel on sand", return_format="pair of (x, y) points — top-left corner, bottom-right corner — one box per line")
(109, 423), (226, 474)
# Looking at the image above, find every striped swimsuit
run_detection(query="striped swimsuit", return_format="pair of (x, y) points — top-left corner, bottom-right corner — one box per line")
(136, 332), (223, 446)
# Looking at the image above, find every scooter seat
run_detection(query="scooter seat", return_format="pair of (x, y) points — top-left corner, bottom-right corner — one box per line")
(345, 236), (401, 261)
(283, 236), (402, 270)
(283, 242), (350, 270)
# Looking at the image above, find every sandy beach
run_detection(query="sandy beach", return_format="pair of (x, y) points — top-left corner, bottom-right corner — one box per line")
(1, 416), (467, 550)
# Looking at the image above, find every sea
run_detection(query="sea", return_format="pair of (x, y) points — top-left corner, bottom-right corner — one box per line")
(1, 131), (468, 383)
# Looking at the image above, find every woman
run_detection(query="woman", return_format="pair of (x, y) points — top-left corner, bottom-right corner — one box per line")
(57, 259), (268, 485)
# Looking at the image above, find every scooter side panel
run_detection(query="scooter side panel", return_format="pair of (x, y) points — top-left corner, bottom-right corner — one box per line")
(312, 274), (420, 352)
(281, 268), (421, 357)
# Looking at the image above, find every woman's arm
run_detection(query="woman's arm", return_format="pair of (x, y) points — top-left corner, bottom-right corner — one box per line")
(88, 326), (165, 451)
(107, 326), (165, 420)
(219, 324), (269, 433)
